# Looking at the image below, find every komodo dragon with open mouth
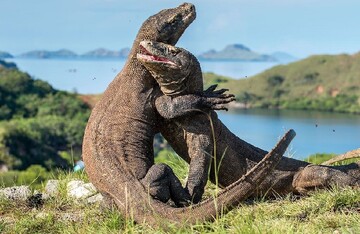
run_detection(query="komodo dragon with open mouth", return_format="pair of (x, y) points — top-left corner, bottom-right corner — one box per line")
(82, 3), (296, 226)
(137, 40), (360, 197)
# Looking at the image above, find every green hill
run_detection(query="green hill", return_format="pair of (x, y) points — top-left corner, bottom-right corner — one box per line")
(0, 60), (17, 69)
(204, 52), (360, 113)
(0, 63), (91, 171)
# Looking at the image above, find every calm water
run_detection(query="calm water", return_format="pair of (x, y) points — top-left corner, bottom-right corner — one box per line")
(6, 58), (360, 159)
(8, 58), (278, 94)
(219, 109), (360, 159)
(8, 58), (126, 94)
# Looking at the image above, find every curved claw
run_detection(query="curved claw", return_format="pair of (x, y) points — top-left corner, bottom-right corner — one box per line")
(212, 104), (228, 111)
(203, 87), (232, 98)
(217, 94), (235, 99)
(208, 96), (236, 104)
(212, 88), (229, 95)
(205, 84), (218, 93)
(202, 95), (235, 112)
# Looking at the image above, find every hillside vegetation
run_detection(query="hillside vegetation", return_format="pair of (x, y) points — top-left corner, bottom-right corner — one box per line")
(0, 60), (91, 177)
(204, 52), (360, 113)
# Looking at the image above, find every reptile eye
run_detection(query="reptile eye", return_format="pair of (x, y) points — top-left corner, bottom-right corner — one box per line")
(170, 49), (178, 56)
(168, 15), (180, 26)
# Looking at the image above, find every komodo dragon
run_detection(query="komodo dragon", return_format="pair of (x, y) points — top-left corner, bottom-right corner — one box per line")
(82, 3), (296, 226)
(137, 41), (360, 197)
(138, 40), (243, 203)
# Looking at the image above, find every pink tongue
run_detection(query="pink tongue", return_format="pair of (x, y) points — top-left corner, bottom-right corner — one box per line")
(152, 55), (169, 62)
(139, 45), (170, 62)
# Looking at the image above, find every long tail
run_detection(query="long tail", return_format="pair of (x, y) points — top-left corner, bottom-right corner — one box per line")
(106, 129), (296, 227)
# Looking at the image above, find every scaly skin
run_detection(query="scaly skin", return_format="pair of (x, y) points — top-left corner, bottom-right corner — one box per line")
(82, 3), (295, 226)
(137, 40), (236, 203)
(138, 41), (360, 197)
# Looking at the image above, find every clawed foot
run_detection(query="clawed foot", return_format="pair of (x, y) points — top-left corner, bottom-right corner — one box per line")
(200, 84), (236, 111)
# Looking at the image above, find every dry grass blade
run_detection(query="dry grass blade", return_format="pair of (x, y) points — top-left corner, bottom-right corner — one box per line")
(321, 148), (360, 165)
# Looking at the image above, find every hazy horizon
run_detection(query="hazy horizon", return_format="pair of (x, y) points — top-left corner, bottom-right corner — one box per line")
(1, 0), (360, 58)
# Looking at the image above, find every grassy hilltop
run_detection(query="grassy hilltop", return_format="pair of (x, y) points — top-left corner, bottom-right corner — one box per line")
(204, 52), (360, 113)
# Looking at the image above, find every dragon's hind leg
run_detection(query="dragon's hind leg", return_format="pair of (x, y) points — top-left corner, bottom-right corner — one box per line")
(141, 163), (191, 207)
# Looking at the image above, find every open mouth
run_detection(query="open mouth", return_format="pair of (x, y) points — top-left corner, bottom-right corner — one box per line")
(137, 45), (176, 66)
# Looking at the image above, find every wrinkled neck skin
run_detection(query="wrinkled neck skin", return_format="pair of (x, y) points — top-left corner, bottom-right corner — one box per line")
(150, 61), (203, 97)
(137, 41), (204, 96)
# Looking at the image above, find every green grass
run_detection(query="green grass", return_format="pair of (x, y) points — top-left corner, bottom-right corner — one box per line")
(1, 154), (359, 233)
(305, 153), (360, 166)
(1, 181), (359, 233)
(304, 153), (337, 165)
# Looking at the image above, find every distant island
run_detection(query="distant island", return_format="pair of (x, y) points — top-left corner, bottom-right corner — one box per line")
(199, 44), (277, 62)
(3, 44), (296, 62)
(18, 48), (130, 59)
(19, 49), (78, 59)
(82, 48), (130, 59)
(270, 52), (297, 62)
(0, 51), (13, 59)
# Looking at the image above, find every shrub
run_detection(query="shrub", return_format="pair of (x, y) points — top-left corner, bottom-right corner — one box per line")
(0, 165), (52, 189)
(267, 75), (285, 87)
(0, 65), (90, 171)
(0, 116), (87, 170)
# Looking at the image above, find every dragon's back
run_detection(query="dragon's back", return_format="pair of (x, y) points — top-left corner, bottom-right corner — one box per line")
(82, 68), (159, 194)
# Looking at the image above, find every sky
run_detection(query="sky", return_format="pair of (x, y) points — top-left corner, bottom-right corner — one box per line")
(1, 0), (360, 58)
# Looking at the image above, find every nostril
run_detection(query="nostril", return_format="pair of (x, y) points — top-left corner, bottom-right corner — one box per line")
(181, 3), (194, 10)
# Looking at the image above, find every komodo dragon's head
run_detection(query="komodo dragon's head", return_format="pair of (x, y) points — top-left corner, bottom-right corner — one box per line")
(139, 3), (196, 45)
(137, 40), (202, 95)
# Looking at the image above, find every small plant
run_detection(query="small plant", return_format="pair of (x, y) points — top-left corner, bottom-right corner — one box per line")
(0, 164), (55, 189)
(267, 75), (285, 87)
(305, 153), (336, 164)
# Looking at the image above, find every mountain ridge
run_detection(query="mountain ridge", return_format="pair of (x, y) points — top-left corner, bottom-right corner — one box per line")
(18, 48), (130, 59)
(5, 43), (295, 61)
(19, 49), (78, 59)
(81, 48), (130, 58)
(199, 43), (277, 61)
